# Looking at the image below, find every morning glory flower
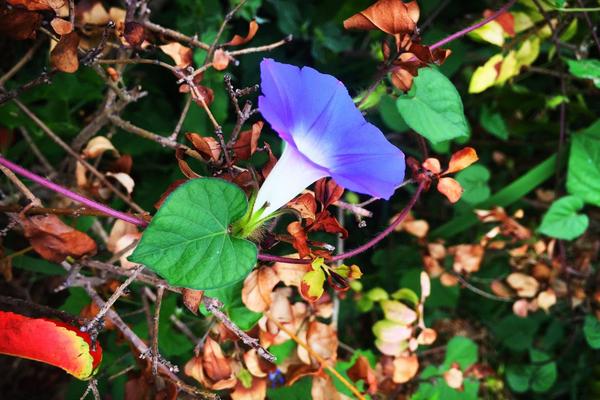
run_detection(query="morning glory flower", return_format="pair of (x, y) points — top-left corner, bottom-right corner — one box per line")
(253, 58), (405, 217)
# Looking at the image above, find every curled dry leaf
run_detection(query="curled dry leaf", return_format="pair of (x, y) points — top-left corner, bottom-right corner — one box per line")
(227, 20), (259, 46)
(50, 32), (80, 73)
(160, 42), (193, 69)
(444, 365), (464, 389)
(417, 328), (437, 345)
(392, 354), (419, 383)
(288, 221), (311, 259)
(7, 0), (53, 10)
(297, 321), (338, 366)
(422, 157), (442, 174)
(490, 280), (513, 299)
(124, 21), (145, 47)
(106, 172), (135, 195)
(243, 349), (268, 378)
(0, 9), (43, 40)
(343, 0), (419, 35)
(315, 178), (344, 209)
(50, 18), (73, 35)
(437, 177), (463, 203)
(76, 0), (110, 25)
(184, 337), (237, 390)
(506, 273), (539, 298)
(451, 244), (484, 274)
(273, 259), (312, 287)
(0, 311), (102, 380)
(312, 375), (345, 400)
(186, 133), (221, 163)
(287, 193), (317, 222)
(231, 376), (267, 400)
(347, 355), (378, 395)
(182, 289), (204, 315)
(213, 49), (230, 71)
(83, 136), (118, 159)
(113, 233), (141, 269)
(242, 266), (280, 312)
(536, 289), (556, 312)
(107, 220), (138, 253)
(21, 215), (97, 263)
(234, 121), (264, 160)
(445, 147), (479, 174)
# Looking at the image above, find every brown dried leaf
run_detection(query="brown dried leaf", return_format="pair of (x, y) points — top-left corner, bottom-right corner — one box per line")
(184, 337), (236, 390)
(315, 178), (344, 209)
(287, 221), (311, 258)
(233, 121), (263, 160)
(21, 215), (97, 262)
(347, 355), (378, 394)
(312, 375), (344, 400)
(417, 328), (437, 345)
(50, 18), (73, 35)
(50, 32), (80, 73)
(231, 376), (267, 400)
(506, 273), (539, 298)
(242, 266), (280, 312)
(186, 133), (221, 162)
(212, 49), (230, 71)
(261, 142), (278, 179)
(445, 147), (479, 174)
(273, 259), (312, 287)
(83, 136), (118, 159)
(77, 0), (110, 25)
(343, 0), (419, 35)
(7, 0), (53, 10)
(536, 289), (556, 312)
(287, 193), (317, 222)
(124, 21), (145, 47)
(154, 179), (187, 210)
(0, 9), (43, 40)
(437, 177), (463, 203)
(309, 210), (348, 238)
(107, 220), (138, 253)
(227, 20), (259, 46)
(160, 42), (193, 69)
(392, 354), (419, 383)
(182, 289), (204, 315)
(297, 321), (338, 365)
(451, 244), (484, 274)
(422, 158), (442, 174)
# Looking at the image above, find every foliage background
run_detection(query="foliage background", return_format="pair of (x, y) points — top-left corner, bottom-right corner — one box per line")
(0, 0), (599, 399)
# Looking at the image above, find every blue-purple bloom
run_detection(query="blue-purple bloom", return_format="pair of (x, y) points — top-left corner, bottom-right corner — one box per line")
(253, 59), (406, 216)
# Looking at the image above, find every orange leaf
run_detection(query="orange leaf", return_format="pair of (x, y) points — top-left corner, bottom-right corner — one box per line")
(347, 355), (378, 394)
(50, 32), (80, 73)
(287, 192), (317, 222)
(0, 311), (102, 380)
(287, 221), (311, 258)
(21, 215), (97, 262)
(50, 18), (73, 35)
(422, 158), (442, 174)
(392, 354), (419, 383)
(437, 177), (463, 203)
(182, 289), (204, 315)
(186, 133), (221, 162)
(233, 121), (263, 160)
(212, 49), (230, 71)
(7, 0), (53, 10)
(227, 20), (259, 46)
(241, 266), (280, 312)
(445, 147), (478, 174)
(343, 0), (419, 35)
(160, 42), (193, 69)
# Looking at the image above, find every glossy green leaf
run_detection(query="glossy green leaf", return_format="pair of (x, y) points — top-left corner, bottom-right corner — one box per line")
(538, 195), (588, 240)
(129, 178), (258, 290)
(396, 67), (470, 144)
(455, 165), (491, 205)
(443, 336), (478, 370)
(584, 315), (600, 349)
(480, 106), (509, 140)
(567, 120), (600, 206)
(566, 59), (600, 88)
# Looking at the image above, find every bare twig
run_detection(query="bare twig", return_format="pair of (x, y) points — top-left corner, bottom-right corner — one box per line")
(152, 285), (166, 377)
(142, 21), (211, 50)
(0, 164), (42, 209)
(169, 95), (193, 141)
(82, 265), (144, 333)
(20, 128), (56, 177)
(0, 38), (44, 86)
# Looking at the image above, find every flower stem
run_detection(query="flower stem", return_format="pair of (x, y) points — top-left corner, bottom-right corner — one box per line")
(429, 0), (518, 51)
(0, 155), (147, 227)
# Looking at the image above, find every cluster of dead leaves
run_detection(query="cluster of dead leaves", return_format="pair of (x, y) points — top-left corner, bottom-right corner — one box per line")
(343, 0), (451, 91)
(77, 136), (135, 200)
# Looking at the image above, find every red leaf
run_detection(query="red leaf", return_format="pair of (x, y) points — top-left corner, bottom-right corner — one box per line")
(315, 178), (344, 209)
(0, 311), (102, 380)
(309, 210), (348, 238)
(484, 9), (515, 36)
(21, 215), (97, 262)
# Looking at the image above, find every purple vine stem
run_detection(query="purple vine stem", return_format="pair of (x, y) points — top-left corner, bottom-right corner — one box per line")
(430, 0), (518, 51)
(0, 155), (147, 227)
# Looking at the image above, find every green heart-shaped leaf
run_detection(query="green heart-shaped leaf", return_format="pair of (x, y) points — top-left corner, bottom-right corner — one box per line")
(129, 178), (257, 290)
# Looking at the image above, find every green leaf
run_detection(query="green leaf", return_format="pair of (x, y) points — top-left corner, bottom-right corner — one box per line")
(529, 350), (557, 393)
(584, 315), (600, 349)
(566, 59), (600, 88)
(443, 336), (478, 370)
(396, 67), (469, 144)
(506, 364), (531, 393)
(455, 165), (491, 205)
(130, 178), (258, 289)
(480, 106), (509, 140)
(201, 280), (262, 331)
(538, 195), (588, 240)
(567, 120), (600, 206)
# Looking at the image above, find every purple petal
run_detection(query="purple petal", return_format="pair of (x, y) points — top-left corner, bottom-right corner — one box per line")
(259, 58), (405, 199)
